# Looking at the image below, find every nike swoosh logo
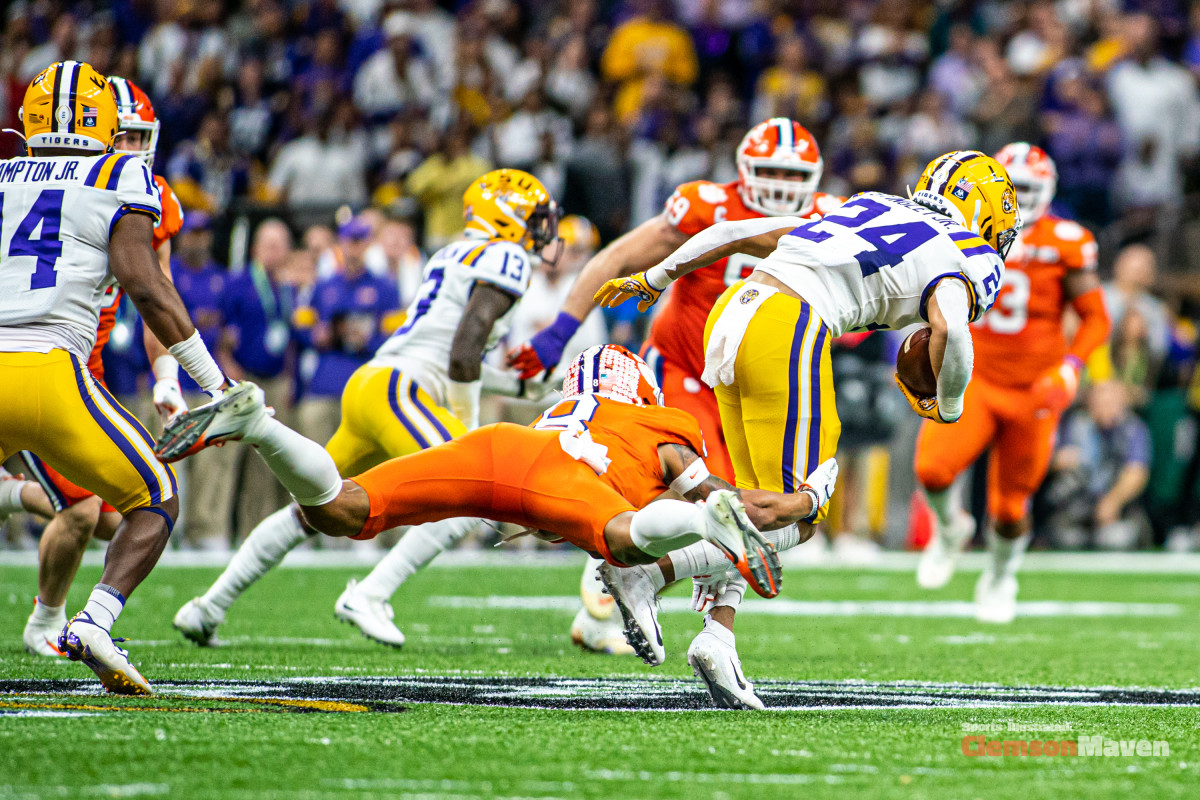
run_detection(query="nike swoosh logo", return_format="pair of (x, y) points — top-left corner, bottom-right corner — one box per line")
(730, 658), (746, 690)
(648, 606), (662, 646)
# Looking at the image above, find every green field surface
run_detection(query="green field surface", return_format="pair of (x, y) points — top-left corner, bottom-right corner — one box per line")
(1, 559), (1198, 799)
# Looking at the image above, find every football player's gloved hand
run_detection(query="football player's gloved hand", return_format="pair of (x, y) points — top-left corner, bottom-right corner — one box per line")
(799, 457), (839, 523)
(1033, 357), (1082, 413)
(153, 378), (188, 423)
(506, 311), (581, 379)
(594, 271), (668, 313)
(691, 570), (746, 614)
(894, 374), (953, 422)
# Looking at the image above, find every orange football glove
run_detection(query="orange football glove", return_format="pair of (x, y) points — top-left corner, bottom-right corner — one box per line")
(1033, 357), (1082, 413)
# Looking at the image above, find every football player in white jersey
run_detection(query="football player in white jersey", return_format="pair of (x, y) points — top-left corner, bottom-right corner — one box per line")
(173, 169), (559, 647)
(594, 150), (1021, 708)
(0, 61), (232, 694)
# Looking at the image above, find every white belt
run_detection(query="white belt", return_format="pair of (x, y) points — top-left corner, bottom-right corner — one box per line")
(702, 283), (779, 387)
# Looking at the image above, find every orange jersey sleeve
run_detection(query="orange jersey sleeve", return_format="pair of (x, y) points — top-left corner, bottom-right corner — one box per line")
(153, 176), (184, 251)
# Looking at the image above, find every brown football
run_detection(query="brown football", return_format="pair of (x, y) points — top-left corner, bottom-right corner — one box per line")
(897, 327), (937, 398)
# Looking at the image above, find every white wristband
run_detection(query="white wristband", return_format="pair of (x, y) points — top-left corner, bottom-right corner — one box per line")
(168, 330), (225, 393)
(669, 458), (710, 495)
(152, 355), (180, 382)
(446, 379), (482, 430)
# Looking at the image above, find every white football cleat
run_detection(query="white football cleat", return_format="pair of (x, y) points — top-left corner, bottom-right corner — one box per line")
(687, 620), (764, 710)
(974, 570), (1018, 624)
(701, 489), (782, 599)
(579, 556), (616, 621)
(598, 563), (665, 666)
(917, 510), (975, 589)
(334, 579), (405, 648)
(155, 381), (269, 462)
(23, 599), (67, 657)
(59, 613), (152, 695)
(173, 597), (224, 646)
(570, 607), (635, 655)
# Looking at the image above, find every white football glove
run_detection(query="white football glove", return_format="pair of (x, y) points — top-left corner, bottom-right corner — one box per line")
(800, 457), (839, 522)
(153, 377), (188, 423)
(691, 571), (746, 615)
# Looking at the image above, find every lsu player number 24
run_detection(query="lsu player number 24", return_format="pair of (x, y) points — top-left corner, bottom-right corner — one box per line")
(914, 143), (1111, 624)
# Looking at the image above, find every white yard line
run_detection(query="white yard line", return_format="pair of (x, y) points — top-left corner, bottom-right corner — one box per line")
(425, 595), (1181, 618)
(1, 549), (1199, 573)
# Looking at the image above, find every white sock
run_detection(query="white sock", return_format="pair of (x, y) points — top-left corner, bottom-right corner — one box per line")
(357, 517), (480, 600)
(764, 523), (801, 552)
(628, 500), (706, 558)
(201, 506), (311, 613)
(0, 477), (33, 514)
(701, 613), (736, 646)
(989, 529), (1031, 580)
(32, 597), (65, 623)
(926, 482), (961, 532)
(82, 585), (124, 631)
(247, 416), (343, 506)
(668, 540), (731, 582)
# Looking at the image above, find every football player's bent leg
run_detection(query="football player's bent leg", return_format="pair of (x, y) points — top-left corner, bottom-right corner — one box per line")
(37, 496), (104, 607)
(914, 381), (997, 528)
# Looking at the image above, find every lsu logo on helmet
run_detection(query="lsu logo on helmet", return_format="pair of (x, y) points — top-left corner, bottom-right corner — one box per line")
(463, 169), (560, 254)
(20, 61), (118, 153)
(912, 150), (1023, 260)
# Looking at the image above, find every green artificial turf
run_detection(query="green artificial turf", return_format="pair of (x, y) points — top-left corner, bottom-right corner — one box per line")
(1, 561), (1197, 799)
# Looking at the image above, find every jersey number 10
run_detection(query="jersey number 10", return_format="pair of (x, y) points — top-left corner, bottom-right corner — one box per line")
(1, 189), (64, 290)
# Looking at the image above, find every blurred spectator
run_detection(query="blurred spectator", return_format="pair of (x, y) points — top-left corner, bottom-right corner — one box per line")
(267, 105), (368, 210)
(751, 34), (828, 125)
(167, 112), (249, 213)
(365, 219), (425, 302)
(405, 122), (490, 249)
(927, 23), (984, 118)
(170, 212), (233, 548)
(221, 219), (297, 538)
(1102, 243), (1171, 367)
(1006, 1), (1069, 78)
(855, 2), (929, 110)
(353, 12), (438, 120)
(1042, 66), (1123, 227)
(1044, 381), (1151, 549)
(294, 216), (401, 447)
(562, 103), (632, 243)
(1107, 13), (1200, 248)
(138, 1), (227, 97)
(21, 14), (79, 80)
(601, 0), (699, 124)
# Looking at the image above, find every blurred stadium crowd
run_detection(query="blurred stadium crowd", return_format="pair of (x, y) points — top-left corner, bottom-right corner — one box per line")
(4, 0), (1200, 554)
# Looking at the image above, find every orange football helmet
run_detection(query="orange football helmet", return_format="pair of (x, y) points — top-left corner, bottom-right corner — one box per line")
(994, 143), (1057, 223)
(736, 118), (823, 216)
(563, 345), (663, 407)
(108, 76), (160, 166)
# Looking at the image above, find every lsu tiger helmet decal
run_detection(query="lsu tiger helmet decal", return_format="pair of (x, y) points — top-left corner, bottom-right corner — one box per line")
(994, 142), (1057, 224)
(911, 150), (1023, 260)
(736, 118), (823, 217)
(108, 76), (160, 166)
(563, 345), (664, 407)
(20, 61), (118, 153)
(463, 169), (560, 254)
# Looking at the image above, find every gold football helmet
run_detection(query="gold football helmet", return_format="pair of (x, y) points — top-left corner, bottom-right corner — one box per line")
(20, 61), (118, 153)
(463, 169), (559, 253)
(912, 150), (1022, 259)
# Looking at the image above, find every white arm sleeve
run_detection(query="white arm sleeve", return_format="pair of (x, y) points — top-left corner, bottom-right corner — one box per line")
(645, 216), (803, 288)
(933, 279), (973, 422)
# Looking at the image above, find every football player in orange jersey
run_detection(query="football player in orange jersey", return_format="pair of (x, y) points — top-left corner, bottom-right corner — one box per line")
(913, 143), (1111, 623)
(15, 76), (189, 656)
(156, 345), (838, 604)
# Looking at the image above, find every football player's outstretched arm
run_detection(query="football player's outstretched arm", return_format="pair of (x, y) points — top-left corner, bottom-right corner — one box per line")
(141, 238), (188, 421)
(657, 443), (831, 530)
(446, 282), (517, 428)
(507, 216), (689, 378)
(110, 212), (227, 394)
(594, 216), (801, 313)
(926, 279), (974, 423)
